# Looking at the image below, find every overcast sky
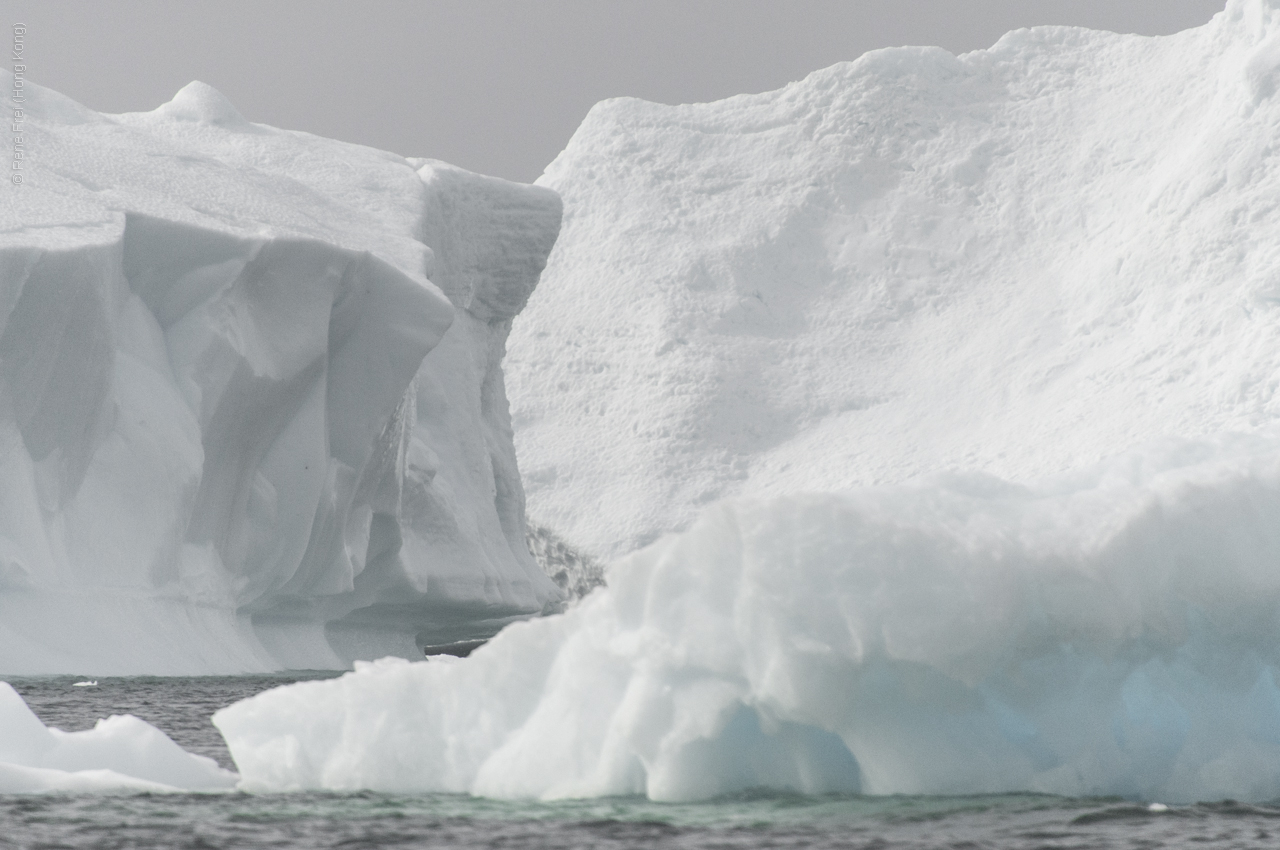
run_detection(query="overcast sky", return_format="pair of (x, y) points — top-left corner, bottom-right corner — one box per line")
(6, 0), (1226, 182)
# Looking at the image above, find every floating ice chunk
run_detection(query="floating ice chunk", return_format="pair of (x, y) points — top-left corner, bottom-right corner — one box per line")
(217, 432), (1280, 803)
(0, 682), (237, 793)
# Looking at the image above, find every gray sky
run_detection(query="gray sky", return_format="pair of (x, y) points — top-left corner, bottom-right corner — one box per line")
(6, 0), (1226, 183)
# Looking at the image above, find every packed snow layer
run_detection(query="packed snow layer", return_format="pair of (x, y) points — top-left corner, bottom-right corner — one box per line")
(508, 0), (1280, 560)
(0, 76), (562, 674)
(0, 682), (236, 793)
(216, 431), (1280, 802)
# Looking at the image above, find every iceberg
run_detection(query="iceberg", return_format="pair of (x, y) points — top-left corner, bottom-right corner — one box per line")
(0, 77), (563, 674)
(214, 1), (1280, 803)
(507, 0), (1280, 561)
(215, 432), (1280, 802)
(0, 682), (236, 793)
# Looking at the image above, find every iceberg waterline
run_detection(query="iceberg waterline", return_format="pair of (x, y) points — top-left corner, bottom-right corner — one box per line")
(0, 76), (563, 674)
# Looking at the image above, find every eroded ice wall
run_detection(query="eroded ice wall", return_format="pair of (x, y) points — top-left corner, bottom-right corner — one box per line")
(305, 161), (566, 663)
(0, 77), (561, 674)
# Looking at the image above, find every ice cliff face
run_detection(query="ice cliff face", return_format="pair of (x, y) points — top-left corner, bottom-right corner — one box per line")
(509, 0), (1280, 560)
(0, 79), (562, 674)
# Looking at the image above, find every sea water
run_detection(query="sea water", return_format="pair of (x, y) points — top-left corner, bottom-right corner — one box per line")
(6, 677), (1280, 850)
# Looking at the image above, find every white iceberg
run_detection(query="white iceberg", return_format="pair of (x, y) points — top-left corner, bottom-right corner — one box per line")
(0, 682), (237, 793)
(215, 431), (1280, 802)
(215, 1), (1280, 803)
(0, 76), (562, 674)
(508, 0), (1280, 561)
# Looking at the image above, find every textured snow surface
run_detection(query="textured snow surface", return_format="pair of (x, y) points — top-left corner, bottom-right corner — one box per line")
(216, 431), (1280, 802)
(509, 0), (1280, 560)
(0, 682), (236, 793)
(0, 77), (562, 674)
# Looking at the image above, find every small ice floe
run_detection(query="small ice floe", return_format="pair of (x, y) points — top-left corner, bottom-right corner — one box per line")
(71, 680), (97, 687)
(0, 682), (238, 792)
(1147, 803), (1169, 813)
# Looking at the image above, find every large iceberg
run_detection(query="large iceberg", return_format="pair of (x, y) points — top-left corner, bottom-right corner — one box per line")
(507, 0), (1280, 560)
(0, 77), (563, 674)
(215, 432), (1280, 802)
(214, 0), (1280, 803)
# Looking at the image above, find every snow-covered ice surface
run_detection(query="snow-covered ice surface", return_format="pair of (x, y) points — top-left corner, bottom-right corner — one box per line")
(0, 77), (562, 674)
(0, 682), (236, 793)
(215, 1), (1280, 803)
(508, 0), (1280, 560)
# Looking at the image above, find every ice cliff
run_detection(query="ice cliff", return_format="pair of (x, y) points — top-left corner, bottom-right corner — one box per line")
(0, 78), (563, 674)
(215, 1), (1280, 803)
(508, 0), (1280, 560)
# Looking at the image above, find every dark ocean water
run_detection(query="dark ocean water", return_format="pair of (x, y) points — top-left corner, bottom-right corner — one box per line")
(5, 676), (1280, 850)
